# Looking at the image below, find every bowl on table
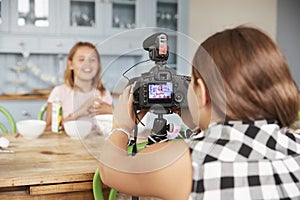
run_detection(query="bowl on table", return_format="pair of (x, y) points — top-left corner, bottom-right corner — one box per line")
(64, 120), (92, 139)
(16, 119), (46, 139)
(94, 114), (113, 136)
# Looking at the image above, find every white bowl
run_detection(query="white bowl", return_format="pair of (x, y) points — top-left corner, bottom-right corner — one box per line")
(94, 114), (113, 135)
(16, 119), (46, 139)
(64, 120), (92, 139)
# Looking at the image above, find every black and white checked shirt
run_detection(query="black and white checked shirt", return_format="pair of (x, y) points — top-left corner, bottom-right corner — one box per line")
(186, 120), (300, 200)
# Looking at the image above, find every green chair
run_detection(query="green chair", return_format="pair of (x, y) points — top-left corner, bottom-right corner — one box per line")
(93, 141), (148, 200)
(93, 168), (117, 200)
(38, 103), (48, 120)
(93, 139), (181, 199)
(0, 105), (16, 134)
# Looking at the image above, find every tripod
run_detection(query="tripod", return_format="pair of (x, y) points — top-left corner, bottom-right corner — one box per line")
(147, 112), (173, 145)
(131, 109), (173, 200)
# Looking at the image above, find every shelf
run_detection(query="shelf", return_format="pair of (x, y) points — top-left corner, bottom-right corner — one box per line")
(112, 0), (136, 5)
(0, 94), (49, 101)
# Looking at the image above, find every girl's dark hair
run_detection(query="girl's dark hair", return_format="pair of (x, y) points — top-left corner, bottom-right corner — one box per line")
(192, 26), (299, 127)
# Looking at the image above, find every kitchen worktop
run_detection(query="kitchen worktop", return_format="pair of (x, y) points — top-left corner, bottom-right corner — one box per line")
(0, 94), (49, 101)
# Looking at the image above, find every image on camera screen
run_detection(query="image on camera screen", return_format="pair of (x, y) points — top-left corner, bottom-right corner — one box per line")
(148, 82), (172, 100)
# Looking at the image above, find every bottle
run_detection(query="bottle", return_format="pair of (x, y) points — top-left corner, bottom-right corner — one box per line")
(51, 97), (62, 133)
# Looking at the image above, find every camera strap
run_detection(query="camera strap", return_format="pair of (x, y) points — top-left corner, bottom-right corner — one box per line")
(131, 105), (140, 200)
(131, 105), (140, 156)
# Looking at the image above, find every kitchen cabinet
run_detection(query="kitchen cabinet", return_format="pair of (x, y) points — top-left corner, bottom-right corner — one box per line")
(0, 0), (189, 103)
(0, 35), (39, 53)
(156, 0), (178, 31)
(0, 0), (189, 54)
(105, 0), (140, 35)
(9, 0), (57, 34)
(38, 37), (76, 54)
(60, 0), (142, 36)
(60, 0), (103, 35)
(0, 0), (10, 32)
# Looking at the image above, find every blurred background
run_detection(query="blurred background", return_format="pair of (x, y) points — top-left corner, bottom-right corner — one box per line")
(0, 0), (299, 126)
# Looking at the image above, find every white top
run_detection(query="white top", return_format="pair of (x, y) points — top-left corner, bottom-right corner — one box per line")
(48, 84), (113, 122)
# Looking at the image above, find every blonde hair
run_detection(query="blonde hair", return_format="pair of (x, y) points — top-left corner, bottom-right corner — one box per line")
(64, 41), (106, 95)
(192, 26), (299, 127)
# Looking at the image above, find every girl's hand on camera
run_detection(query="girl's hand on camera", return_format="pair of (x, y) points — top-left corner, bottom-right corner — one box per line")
(112, 85), (135, 133)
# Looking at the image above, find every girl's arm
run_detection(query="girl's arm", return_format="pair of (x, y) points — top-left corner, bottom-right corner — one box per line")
(98, 86), (193, 199)
(99, 133), (192, 200)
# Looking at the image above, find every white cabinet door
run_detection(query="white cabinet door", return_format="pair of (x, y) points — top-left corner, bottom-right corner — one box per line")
(104, 0), (138, 35)
(0, 0), (10, 32)
(0, 36), (39, 53)
(39, 37), (75, 54)
(10, 0), (58, 34)
(60, 0), (104, 35)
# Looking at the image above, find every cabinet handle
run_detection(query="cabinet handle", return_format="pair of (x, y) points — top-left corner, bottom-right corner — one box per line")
(19, 42), (25, 47)
(22, 110), (31, 117)
(56, 42), (63, 47)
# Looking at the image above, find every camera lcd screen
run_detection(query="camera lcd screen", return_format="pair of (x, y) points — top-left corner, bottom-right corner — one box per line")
(148, 82), (172, 102)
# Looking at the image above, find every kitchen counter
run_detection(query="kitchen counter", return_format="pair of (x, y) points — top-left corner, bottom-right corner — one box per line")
(0, 94), (49, 101)
(0, 92), (120, 101)
(0, 88), (52, 101)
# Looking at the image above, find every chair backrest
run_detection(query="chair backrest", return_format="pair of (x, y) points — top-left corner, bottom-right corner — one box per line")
(38, 103), (47, 120)
(93, 141), (149, 200)
(0, 105), (16, 134)
(93, 168), (117, 200)
(93, 140), (180, 200)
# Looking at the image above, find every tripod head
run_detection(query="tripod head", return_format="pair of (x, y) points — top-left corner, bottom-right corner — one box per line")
(147, 112), (174, 145)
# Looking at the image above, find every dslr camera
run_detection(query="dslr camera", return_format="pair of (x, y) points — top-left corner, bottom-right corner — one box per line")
(128, 33), (191, 113)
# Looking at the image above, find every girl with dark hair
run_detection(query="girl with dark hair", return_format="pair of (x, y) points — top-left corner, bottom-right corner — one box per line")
(99, 27), (300, 199)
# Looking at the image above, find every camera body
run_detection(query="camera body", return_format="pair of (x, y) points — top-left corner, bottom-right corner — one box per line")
(131, 66), (190, 111)
(127, 32), (190, 113)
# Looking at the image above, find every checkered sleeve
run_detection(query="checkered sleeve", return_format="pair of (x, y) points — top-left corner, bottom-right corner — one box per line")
(187, 121), (300, 199)
(189, 155), (300, 200)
